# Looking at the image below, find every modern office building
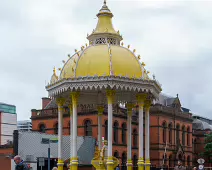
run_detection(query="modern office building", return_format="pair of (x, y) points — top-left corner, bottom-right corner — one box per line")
(0, 102), (17, 145)
(17, 120), (32, 131)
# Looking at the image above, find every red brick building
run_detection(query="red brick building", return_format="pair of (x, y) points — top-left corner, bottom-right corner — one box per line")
(30, 94), (210, 169)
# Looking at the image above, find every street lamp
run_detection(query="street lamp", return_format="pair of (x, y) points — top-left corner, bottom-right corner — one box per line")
(41, 138), (58, 170)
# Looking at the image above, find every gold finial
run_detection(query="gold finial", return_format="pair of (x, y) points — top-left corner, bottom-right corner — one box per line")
(77, 52), (80, 56)
(128, 45), (130, 48)
(85, 43), (88, 47)
(75, 49), (78, 53)
(68, 54), (70, 58)
(141, 62), (146, 66)
(133, 49), (136, 53)
(62, 60), (65, 64)
(147, 71), (150, 74)
(58, 68), (62, 71)
(117, 30), (120, 34)
(53, 67), (56, 74)
(138, 55), (141, 59)
(121, 42), (124, 46)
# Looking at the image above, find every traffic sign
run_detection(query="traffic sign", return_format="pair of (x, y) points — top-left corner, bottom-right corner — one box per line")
(38, 157), (45, 167)
(197, 158), (205, 164)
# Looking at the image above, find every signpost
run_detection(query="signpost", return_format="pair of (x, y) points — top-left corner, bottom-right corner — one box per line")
(197, 158), (205, 170)
(41, 138), (58, 170)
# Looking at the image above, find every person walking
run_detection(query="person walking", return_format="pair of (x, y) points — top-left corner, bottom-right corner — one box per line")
(174, 160), (186, 170)
(14, 155), (29, 170)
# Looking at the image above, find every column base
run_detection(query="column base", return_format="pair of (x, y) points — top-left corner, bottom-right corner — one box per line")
(107, 157), (115, 170)
(145, 159), (151, 170)
(71, 157), (79, 170)
(57, 159), (64, 170)
(127, 160), (133, 170)
(138, 158), (145, 170)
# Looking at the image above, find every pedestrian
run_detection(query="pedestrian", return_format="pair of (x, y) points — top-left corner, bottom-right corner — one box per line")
(52, 167), (58, 170)
(116, 165), (120, 170)
(174, 160), (186, 170)
(14, 155), (29, 170)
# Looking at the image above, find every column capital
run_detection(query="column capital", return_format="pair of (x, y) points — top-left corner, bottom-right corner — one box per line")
(144, 100), (152, 110)
(106, 89), (115, 104)
(136, 93), (147, 104)
(71, 91), (80, 107)
(56, 97), (66, 106)
(97, 106), (104, 114)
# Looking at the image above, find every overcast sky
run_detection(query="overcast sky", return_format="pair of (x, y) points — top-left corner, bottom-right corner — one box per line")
(0, 0), (212, 120)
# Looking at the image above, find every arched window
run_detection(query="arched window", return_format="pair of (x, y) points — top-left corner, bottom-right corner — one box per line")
(121, 123), (127, 144)
(113, 122), (119, 143)
(187, 155), (190, 167)
(163, 154), (167, 166)
(105, 120), (108, 140)
(176, 124), (180, 145)
(132, 129), (138, 147)
(162, 122), (167, 143)
(54, 123), (58, 134)
(84, 120), (92, 136)
(193, 138), (197, 153)
(39, 124), (46, 133)
(169, 155), (172, 168)
(114, 151), (119, 159)
(133, 155), (138, 170)
(122, 152), (127, 170)
(187, 127), (190, 146)
(68, 122), (71, 135)
(182, 126), (185, 145)
(168, 123), (172, 144)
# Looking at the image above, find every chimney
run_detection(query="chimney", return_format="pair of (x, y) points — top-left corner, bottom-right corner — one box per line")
(42, 97), (51, 109)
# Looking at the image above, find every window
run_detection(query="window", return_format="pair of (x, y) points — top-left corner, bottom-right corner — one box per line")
(114, 151), (119, 159)
(133, 155), (138, 170)
(133, 129), (138, 147)
(121, 123), (127, 144)
(169, 155), (172, 168)
(39, 124), (46, 133)
(176, 124), (180, 145)
(187, 127), (190, 146)
(187, 156), (190, 167)
(113, 122), (119, 143)
(182, 126), (185, 145)
(105, 120), (108, 140)
(68, 122), (71, 135)
(54, 123), (58, 134)
(84, 120), (92, 136)
(168, 123), (172, 144)
(162, 122), (167, 143)
(122, 152), (127, 170)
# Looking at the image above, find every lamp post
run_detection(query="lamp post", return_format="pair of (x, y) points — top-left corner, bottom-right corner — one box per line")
(41, 138), (58, 170)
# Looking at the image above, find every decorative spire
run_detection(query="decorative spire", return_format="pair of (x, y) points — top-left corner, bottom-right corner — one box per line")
(53, 67), (56, 75)
(104, 0), (106, 5)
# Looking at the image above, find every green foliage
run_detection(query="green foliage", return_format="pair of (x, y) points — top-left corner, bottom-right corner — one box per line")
(202, 132), (212, 163)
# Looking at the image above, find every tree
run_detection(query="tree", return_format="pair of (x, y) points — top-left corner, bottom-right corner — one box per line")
(201, 132), (212, 163)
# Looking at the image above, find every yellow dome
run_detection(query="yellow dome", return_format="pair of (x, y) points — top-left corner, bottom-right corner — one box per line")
(60, 44), (142, 79)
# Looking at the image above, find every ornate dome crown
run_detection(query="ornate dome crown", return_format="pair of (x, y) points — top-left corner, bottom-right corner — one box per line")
(50, 0), (152, 84)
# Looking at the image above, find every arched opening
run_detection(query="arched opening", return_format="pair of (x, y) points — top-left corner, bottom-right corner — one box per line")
(168, 123), (172, 144)
(39, 124), (46, 133)
(132, 129), (138, 147)
(113, 122), (119, 144)
(187, 127), (190, 146)
(162, 121), (167, 143)
(133, 155), (138, 170)
(182, 126), (185, 145)
(105, 120), (108, 140)
(121, 123), (127, 144)
(68, 122), (71, 135)
(54, 123), (58, 134)
(121, 152), (127, 170)
(84, 120), (92, 136)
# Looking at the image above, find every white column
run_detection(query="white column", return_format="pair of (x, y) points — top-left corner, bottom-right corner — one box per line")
(69, 104), (73, 157)
(56, 98), (65, 166)
(71, 92), (79, 159)
(97, 106), (104, 149)
(127, 103), (133, 161)
(145, 105), (150, 160)
(106, 90), (115, 160)
(139, 103), (144, 159)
